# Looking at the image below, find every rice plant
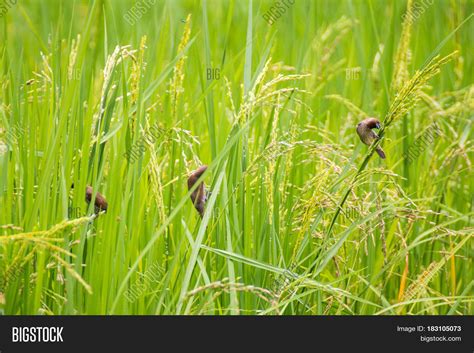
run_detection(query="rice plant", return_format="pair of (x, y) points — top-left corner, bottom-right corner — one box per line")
(0, 0), (472, 315)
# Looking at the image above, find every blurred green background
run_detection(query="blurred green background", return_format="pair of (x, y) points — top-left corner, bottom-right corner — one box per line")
(0, 0), (472, 315)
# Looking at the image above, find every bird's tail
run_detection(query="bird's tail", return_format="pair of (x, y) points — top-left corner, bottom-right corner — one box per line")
(376, 146), (386, 159)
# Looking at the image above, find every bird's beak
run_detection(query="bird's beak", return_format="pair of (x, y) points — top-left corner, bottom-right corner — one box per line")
(375, 122), (381, 129)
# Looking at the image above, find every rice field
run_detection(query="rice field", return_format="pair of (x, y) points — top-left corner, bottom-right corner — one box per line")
(0, 0), (473, 315)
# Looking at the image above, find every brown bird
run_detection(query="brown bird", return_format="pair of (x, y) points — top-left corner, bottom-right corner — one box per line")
(356, 117), (386, 159)
(71, 183), (108, 214)
(85, 185), (108, 213)
(187, 165), (209, 218)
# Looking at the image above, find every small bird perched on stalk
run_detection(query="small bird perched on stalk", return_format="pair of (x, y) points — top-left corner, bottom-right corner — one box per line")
(356, 117), (386, 159)
(187, 165), (209, 218)
(71, 183), (108, 214)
